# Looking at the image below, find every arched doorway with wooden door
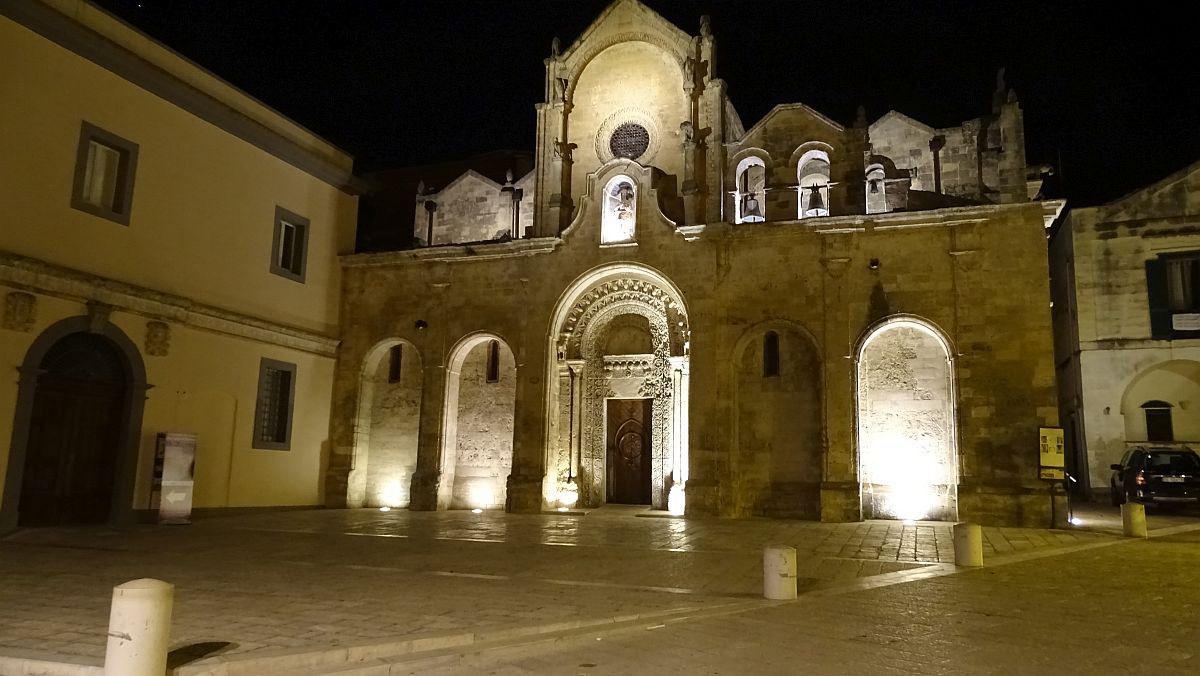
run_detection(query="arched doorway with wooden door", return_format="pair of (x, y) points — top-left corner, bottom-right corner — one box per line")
(2, 316), (147, 529)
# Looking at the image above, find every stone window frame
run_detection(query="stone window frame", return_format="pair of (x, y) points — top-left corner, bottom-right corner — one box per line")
(252, 357), (297, 451)
(70, 121), (140, 226)
(1145, 251), (1200, 339)
(270, 206), (309, 283)
(1141, 400), (1174, 442)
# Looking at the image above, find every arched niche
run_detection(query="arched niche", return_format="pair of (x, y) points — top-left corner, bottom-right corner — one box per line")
(1120, 360), (1200, 444)
(856, 316), (958, 521)
(352, 338), (423, 509)
(439, 333), (517, 510)
(731, 321), (823, 519)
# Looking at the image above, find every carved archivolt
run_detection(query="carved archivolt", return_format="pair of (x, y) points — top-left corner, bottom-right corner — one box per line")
(558, 277), (688, 360)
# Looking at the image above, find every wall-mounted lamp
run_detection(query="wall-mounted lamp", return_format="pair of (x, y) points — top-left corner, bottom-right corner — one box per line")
(868, 258), (881, 270)
(415, 319), (428, 331)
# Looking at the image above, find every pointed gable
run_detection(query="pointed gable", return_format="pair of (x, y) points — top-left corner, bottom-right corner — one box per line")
(1099, 159), (1200, 221)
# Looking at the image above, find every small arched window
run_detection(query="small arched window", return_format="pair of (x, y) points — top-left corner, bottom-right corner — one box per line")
(486, 340), (501, 383)
(865, 164), (887, 215)
(797, 149), (831, 218)
(763, 331), (780, 377)
(601, 175), (637, 244)
(734, 157), (767, 224)
(1141, 400), (1174, 442)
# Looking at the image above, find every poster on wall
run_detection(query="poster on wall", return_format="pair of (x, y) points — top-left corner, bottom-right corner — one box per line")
(1038, 426), (1065, 480)
(150, 432), (195, 524)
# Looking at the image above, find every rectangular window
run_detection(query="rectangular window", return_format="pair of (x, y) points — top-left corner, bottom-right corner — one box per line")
(271, 206), (309, 282)
(71, 122), (139, 225)
(253, 358), (296, 450)
(1145, 408), (1174, 443)
(387, 345), (403, 383)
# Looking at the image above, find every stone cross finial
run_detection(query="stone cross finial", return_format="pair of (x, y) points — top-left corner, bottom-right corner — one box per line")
(505, 169), (514, 184)
(700, 15), (711, 37)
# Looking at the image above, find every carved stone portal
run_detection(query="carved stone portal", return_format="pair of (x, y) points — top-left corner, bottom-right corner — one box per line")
(551, 275), (690, 511)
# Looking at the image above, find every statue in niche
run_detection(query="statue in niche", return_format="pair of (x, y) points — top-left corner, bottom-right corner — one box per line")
(679, 120), (694, 144)
(684, 57), (695, 86)
(551, 36), (561, 58)
(615, 182), (635, 216)
(552, 137), (576, 161)
(553, 76), (568, 103)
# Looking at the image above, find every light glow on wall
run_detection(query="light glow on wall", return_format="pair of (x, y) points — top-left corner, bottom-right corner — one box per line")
(468, 481), (495, 510)
(667, 484), (685, 515)
(378, 478), (407, 509)
(557, 480), (579, 508)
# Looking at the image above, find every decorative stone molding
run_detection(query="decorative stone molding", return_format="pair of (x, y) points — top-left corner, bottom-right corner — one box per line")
(0, 250), (338, 357)
(86, 300), (113, 333)
(145, 321), (171, 357)
(2, 291), (35, 332)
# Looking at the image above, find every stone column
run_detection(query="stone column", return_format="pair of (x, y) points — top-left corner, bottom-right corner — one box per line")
(820, 241), (861, 522)
(409, 360), (446, 511)
(507, 342), (548, 513)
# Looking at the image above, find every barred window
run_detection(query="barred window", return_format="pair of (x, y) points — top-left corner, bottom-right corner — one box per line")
(609, 123), (650, 160)
(253, 358), (296, 450)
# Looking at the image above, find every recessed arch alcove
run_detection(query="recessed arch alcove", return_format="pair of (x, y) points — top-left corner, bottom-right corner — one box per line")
(349, 338), (423, 509)
(856, 316), (958, 521)
(438, 333), (517, 510)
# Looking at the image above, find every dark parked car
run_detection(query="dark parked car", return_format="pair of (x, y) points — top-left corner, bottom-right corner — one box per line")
(1110, 446), (1200, 507)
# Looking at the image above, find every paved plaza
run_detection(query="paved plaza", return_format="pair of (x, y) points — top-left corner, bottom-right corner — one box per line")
(0, 504), (1194, 675)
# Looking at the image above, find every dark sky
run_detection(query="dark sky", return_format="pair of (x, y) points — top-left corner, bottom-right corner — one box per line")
(94, 0), (1200, 206)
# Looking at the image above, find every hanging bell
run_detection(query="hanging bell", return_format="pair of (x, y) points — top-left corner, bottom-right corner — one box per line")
(742, 192), (764, 221)
(804, 185), (827, 217)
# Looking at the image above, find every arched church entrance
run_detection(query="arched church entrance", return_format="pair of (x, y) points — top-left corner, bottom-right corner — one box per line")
(856, 317), (958, 521)
(350, 339), (423, 509)
(545, 264), (690, 512)
(19, 332), (130, 526)
(438, 334), (516, 510)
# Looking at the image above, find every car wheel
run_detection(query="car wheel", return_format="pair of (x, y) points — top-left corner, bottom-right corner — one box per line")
(1111, 482), (1123, 506)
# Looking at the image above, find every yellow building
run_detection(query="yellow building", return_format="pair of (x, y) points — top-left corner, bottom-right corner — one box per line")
(0, 0), (361, 529)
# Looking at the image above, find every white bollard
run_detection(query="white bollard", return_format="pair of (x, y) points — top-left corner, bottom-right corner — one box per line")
(952, 522), (984, 567)
(762, 545), (797, 600)
(104, 578), (174, 676)
(1121, 502), (1148, 538)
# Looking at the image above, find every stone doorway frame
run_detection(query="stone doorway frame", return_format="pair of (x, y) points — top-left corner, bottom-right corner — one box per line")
(544, 264), (690, 512)
(2, 314), (148, 531)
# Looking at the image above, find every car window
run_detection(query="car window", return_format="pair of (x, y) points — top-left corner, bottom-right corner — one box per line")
(1145, 452), (1200, 473)
(1119, 450), (1133, 466)
(1130, 451), (1145, 468)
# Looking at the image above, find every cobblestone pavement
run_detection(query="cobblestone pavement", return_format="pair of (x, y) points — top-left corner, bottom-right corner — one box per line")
(0, 507), (1118, 668)
(404, 527), (1200, 676)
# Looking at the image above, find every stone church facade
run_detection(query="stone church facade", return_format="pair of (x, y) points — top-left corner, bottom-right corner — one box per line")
(330, 0), (1066, 526)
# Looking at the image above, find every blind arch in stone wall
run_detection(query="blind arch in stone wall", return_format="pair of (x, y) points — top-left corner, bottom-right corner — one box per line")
(856, 316), (958, 521)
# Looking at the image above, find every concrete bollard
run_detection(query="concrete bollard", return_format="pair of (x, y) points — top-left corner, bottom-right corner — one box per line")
(1121, 502), (1148, 538)
(952, 522), (984, 567)
(104, 578), (174, 676)
(763, 545), (797, 600)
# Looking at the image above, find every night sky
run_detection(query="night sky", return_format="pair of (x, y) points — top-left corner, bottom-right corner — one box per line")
(93, 0), (1200, 207)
